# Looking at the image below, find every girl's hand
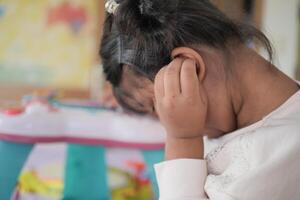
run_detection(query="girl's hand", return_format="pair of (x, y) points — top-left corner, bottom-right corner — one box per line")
(154, 58), (208, 139)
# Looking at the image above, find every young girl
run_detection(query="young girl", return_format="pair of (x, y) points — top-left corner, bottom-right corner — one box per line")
(101, 0), (300, 199)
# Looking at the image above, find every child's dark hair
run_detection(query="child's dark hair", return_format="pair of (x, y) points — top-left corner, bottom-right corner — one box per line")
(100, 0), (273, 108)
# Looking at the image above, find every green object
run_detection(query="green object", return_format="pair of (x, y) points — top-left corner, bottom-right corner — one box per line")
(0, 141), (33, 200)
(142, 150), (164, 199)
(63, 144), (110, 200)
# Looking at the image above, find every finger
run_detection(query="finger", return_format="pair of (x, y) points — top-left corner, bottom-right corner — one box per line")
(154, 67), (166, 98)
(198, 84), (208, 105)
(164, 58), (184, 97)
(180, 59), (199, 96)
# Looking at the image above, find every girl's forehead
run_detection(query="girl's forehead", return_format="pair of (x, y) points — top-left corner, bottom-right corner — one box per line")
(116, 67), (155, 113)
(115, 86), (154, 114)
(120, 78), (154, 104)
(121, 65), (153, 92)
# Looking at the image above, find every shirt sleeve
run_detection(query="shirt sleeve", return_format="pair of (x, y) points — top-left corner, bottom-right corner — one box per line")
(154, 159), (208, 200)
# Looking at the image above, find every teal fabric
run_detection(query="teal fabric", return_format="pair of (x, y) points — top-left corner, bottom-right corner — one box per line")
(62, 144), (110, 200)
(142, 150), (164, 199)
(0, 141), (163, 200)
(0, 141), (33, 200)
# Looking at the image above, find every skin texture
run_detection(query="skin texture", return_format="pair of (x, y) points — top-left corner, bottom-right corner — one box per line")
(154, 58), (207, 139)
(117, 45), (300, 160)
(100, 82), (119, 109)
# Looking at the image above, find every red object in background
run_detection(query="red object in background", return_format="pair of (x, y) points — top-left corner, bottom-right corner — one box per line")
(127, 160), (146, 173)
(47, 2), (87, 32)
(127, 161), (150, 186)
(2, 107), (24, 116)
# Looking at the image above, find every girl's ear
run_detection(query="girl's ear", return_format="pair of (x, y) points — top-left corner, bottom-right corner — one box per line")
(171, 47), (206, 81)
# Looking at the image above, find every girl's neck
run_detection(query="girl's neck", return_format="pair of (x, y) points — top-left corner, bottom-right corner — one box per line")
(230, 47), (299, 129)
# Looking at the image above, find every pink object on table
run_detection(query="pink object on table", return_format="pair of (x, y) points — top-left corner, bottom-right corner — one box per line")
(2, 108), (24, 116)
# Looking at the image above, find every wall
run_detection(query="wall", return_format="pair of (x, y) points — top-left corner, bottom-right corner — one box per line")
(212, 0), (244, 20)
(0, 0), (101, 89)
(261, 0), (299, 78)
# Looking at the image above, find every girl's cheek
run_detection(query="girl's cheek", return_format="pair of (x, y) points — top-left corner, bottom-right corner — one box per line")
(150, 110), (159, 119)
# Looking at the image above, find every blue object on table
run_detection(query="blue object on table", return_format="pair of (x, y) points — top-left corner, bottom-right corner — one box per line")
(0, 141), (33, 200)
(63, 144), (110, 200)
(142, 150), (164, 199)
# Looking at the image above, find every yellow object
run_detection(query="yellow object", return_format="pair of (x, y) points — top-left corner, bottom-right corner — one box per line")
(0, 0), (100, 89)
(19, 171), (63, 198)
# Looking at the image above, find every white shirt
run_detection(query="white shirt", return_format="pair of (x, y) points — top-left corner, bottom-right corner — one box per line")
(155, 89), (300, 200)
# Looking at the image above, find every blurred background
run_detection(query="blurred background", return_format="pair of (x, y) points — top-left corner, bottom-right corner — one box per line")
(0, 0), (299, 105)
(0, 0), (299, 200)
(0, 0), (104, 106)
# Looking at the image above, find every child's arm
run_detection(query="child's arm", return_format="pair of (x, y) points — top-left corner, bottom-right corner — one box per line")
(155, 157), (208, 200)
(154, 58), (209, 199)
(154, 58), (207, 160)
(155, 138), (208, 200)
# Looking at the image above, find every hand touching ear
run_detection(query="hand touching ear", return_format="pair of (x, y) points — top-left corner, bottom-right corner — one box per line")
(154, 58), (208, 139)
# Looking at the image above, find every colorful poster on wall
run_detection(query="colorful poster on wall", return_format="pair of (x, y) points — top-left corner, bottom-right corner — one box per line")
(0, 0), (100, 89)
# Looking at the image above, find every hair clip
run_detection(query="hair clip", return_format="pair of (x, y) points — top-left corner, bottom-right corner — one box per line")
(105, 0), (120, 14)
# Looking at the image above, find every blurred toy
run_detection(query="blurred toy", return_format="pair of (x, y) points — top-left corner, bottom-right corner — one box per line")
(0, 97), (165, 149)
(18, 170), (63, 199)
(0, 93), (165, 200)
